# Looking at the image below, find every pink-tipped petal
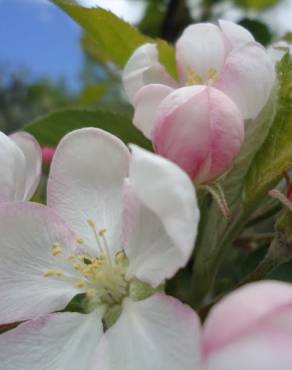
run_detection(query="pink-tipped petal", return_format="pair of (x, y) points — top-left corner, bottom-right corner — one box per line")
(152, 85), (244, 184)
(122, 43), (177, 103)
(207, 307), (292, 370)
(203, 281), (292, 357)
(93, 294), (202, 370)
(219, 20), (254, 48)
(123, 146), (199, 287)
(48, 128), (130, 256)
(0, 202), (83, 324)
(0, 311), (103, 370)
(133, 84), (174, 139)
(176, 23), (228, 84)
(214, 42), (275, 120)
(10, 131), (42, 200)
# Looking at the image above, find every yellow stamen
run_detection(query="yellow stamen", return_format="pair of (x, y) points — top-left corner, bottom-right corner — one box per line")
(51, 242), (62, 256)
(87, 219), (95, 228)
(43, 269), (64, 277)
(98, 228), (106, 237)
(186, 67), (203, 85)
(75, 280), (86, 289)
(207, 67), (219, 82)
(76, 237), (84, 245)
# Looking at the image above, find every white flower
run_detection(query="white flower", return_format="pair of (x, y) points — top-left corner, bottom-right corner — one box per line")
(0, 128), (200, 370)
(123, 20), (275, 120)
(0, 131), (41, 202)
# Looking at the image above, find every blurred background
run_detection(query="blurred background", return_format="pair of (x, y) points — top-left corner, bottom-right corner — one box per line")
(0, 0), (291, 134)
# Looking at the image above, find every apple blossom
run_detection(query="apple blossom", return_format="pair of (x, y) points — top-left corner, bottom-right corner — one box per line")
(200, 281), (292, 370)
(123, 20), (275, 120)
(0, 128), (200, 370)
(0, 131), (41, 202)
(123, 21), (273, 183)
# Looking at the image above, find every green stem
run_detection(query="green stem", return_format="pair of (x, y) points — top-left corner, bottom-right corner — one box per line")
(190, 207), (253, 309)
(198, 235), (289, 319)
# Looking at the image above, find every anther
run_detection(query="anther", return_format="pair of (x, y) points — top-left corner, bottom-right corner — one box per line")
(75, 280), (86, 289)
(207, 68), (219, 82)
(43, 269), (64, 277)
(186, 67), (203, 85)
(87, 219), (96, 228)
(99, 228), (107, 237)
(51, 242), (62, 256)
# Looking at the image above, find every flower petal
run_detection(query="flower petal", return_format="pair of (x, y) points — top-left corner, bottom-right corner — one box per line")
(48, 128), (130, 256)
(219, 20), (254, 48)
(0, 202), (82, 324)
(207, 307), (292, 370)
(214, 42), (275, 120)
(176, 23), (228, 84)
(203, 281), (292, 356)
(122, 43), (177, 103)
(152, 85), (244, 183)
(0, 132), (26, 202)
(123, 146), (199, 287)
(10, 131), (42, 200)
(93, 293), (202, 370)
(0, 311), (104, 370)
(133, 84), (174, 139)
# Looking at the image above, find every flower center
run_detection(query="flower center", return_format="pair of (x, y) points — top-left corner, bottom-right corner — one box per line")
(43, 219), (130, 308)
(186, 66), (219, 85)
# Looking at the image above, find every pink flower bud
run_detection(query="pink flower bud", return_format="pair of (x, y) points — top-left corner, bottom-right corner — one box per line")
(134, 84), (244, 184)
(42, 147), (55, 167)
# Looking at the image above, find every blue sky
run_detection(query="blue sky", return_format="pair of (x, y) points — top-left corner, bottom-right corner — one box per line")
(0, 0), (146, 90)
(1, 0), (291, 91)
(0, 0), (82, 90)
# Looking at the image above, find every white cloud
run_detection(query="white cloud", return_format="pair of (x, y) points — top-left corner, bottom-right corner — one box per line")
(76, 0), (146, 24)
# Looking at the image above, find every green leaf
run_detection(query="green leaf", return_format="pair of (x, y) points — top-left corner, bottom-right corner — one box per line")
(244, 53), (292, 207)
(24, 108), (152, 149)
(268, 259), (292, 282)
(235, 0), (280, 10)
(52, 0), (177, 78)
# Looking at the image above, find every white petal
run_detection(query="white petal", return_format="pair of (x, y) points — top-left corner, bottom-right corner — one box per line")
(93, 294), (202, 370)
(122, 43), (177, 103)
(0, 202), (82, 324)
(123, 146), (199, 287)
(176, 23), (228, 84)
(48, 128), (130, 256)
(214, 43), (276, 120)
(0, 132), (26, 202)
(0, 311), (103, 370)
(10, 131), (42, 200)
(219, 20), (254, 48)
(133, 84), (174, 139)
